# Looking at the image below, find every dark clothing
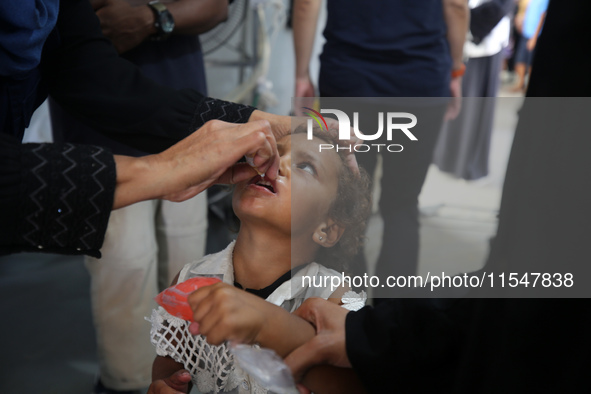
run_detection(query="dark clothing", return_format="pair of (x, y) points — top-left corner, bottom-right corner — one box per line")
(319, 0), (451, 97)
(470, 0), (514, 44)
(0, 0), (256, 257)
(318, 0), (452, 278)
(347, 299), (591, 393)
(345, 0), (591, 392)
(0, 133), (115, 258)
(1, 0), (254, 152)
(50, 32), (209, 157)
(350, 101), (447, 280)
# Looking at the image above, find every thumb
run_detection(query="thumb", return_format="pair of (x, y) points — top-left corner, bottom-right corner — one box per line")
(165, 369), (192, 391)
(284, 337), (326, 382)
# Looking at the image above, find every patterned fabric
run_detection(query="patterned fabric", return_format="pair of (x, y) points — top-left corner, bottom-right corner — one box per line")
(12, 142), (115, 257)
(191, 98), (256, 131)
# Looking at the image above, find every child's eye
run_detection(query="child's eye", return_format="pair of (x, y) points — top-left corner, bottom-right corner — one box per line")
(296, 162), (316, 175)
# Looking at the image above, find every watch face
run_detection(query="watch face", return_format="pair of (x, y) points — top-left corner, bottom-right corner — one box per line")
(160, 11), (175, 34)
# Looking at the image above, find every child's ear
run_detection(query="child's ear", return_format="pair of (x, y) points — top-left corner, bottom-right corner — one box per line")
(313, 218), (345, 248)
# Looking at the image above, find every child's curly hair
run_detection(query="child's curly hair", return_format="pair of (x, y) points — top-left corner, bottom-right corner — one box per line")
(293, 125), (372, 272)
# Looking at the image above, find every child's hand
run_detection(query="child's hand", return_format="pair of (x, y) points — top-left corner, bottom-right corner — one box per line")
(187, 283), (275, 346)
(147, 369), (192, 394)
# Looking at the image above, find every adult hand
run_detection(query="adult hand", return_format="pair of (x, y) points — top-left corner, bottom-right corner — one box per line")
(147, 369), (192, 394)
(158, 119), (279, 201)
(284, 298), (351, 382)
(93, 0), (155, 54)
(295, 75), (315, 98)
(186, 283), (273, 345)
(114, 119), (279, 209)
(444, 76), (462, 121)
(248, 110), (294, 145)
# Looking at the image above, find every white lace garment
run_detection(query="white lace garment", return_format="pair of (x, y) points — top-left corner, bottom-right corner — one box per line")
(148, 241), (366, 394)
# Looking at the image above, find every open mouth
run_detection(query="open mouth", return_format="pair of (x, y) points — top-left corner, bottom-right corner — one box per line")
(248, 175), (277, 194)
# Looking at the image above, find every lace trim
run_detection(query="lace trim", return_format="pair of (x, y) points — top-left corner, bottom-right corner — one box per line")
(341, 290), (367, 311)
(148, 308), (239, 393)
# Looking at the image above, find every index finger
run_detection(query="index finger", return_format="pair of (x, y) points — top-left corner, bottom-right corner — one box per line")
(187, 283), (221, 321)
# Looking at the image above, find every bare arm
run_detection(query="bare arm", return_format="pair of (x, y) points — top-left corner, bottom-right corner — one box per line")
(91, 0), (229, 53)
(113, 119), (278, 209)
(187, 283), (364, 393)
(442, 0), (469, 120)
(443, 0), (469, 71)
(292, 0), (322, 98)
(527, 11), (547, 51)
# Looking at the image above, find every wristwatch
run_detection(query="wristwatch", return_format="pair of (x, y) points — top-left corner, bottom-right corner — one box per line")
(147, 1), (175, 41)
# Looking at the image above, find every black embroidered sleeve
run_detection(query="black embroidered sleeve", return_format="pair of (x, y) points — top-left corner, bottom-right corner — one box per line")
(1, 137), (116, 258)
(190, 97), (256, 131)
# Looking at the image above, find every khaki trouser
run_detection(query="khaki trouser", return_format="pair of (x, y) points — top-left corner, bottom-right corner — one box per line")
(85, 194), (207, 390)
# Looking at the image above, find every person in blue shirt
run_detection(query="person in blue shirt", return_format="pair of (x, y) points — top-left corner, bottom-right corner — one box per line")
(512, 0), (549, 92)
(293, 0), (469, 286)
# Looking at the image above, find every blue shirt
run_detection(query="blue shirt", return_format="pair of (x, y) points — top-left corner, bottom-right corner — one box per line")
(319, 0), (451, 97)
(523, 0), (549, 39)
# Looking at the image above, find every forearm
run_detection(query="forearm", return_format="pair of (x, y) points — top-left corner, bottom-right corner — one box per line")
(46, 0), (205, 153)
(166, 0), (229, 35)
(152, 355), (185, 381)
(257, 306), (364, 394)
(293, 0), (322, 78)
(113, 154), (167, 209)
(533, 12), (547, 40)
(256, 306), (316, 357)
(110, 0), (228, 37)
(443, 0), (470, 69)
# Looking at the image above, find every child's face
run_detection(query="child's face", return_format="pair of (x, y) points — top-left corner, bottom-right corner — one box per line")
(232, 133), (342, 237)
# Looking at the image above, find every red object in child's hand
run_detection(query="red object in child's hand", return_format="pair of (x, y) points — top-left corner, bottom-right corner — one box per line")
(155, 276), (222, 321)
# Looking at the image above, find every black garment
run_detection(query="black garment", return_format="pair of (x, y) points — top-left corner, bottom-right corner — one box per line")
(352, 102), (447, 281)
(234, 264), (308, 300)
(317, 0), (453, 279)
(1, 0), (255, 150)
(50, 26), (209, 157)
(320, 0), (451, 97)
(470, 0), (514, 44)
(345, 1), (591, 392)
(0, 133), (115, 258)
(0, 0), (256, 257)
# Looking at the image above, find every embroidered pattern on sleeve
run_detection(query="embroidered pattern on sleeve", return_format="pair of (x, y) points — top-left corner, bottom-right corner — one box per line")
(18, 143), (115, 256)
(193, 97), (256, 128)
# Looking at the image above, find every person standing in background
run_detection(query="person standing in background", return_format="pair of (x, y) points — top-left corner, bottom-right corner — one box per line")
(511, 0), (548, 92)
(433, 0), (514, 180)
(49, 1), (230, 393)
(293, 0), (469, 283)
